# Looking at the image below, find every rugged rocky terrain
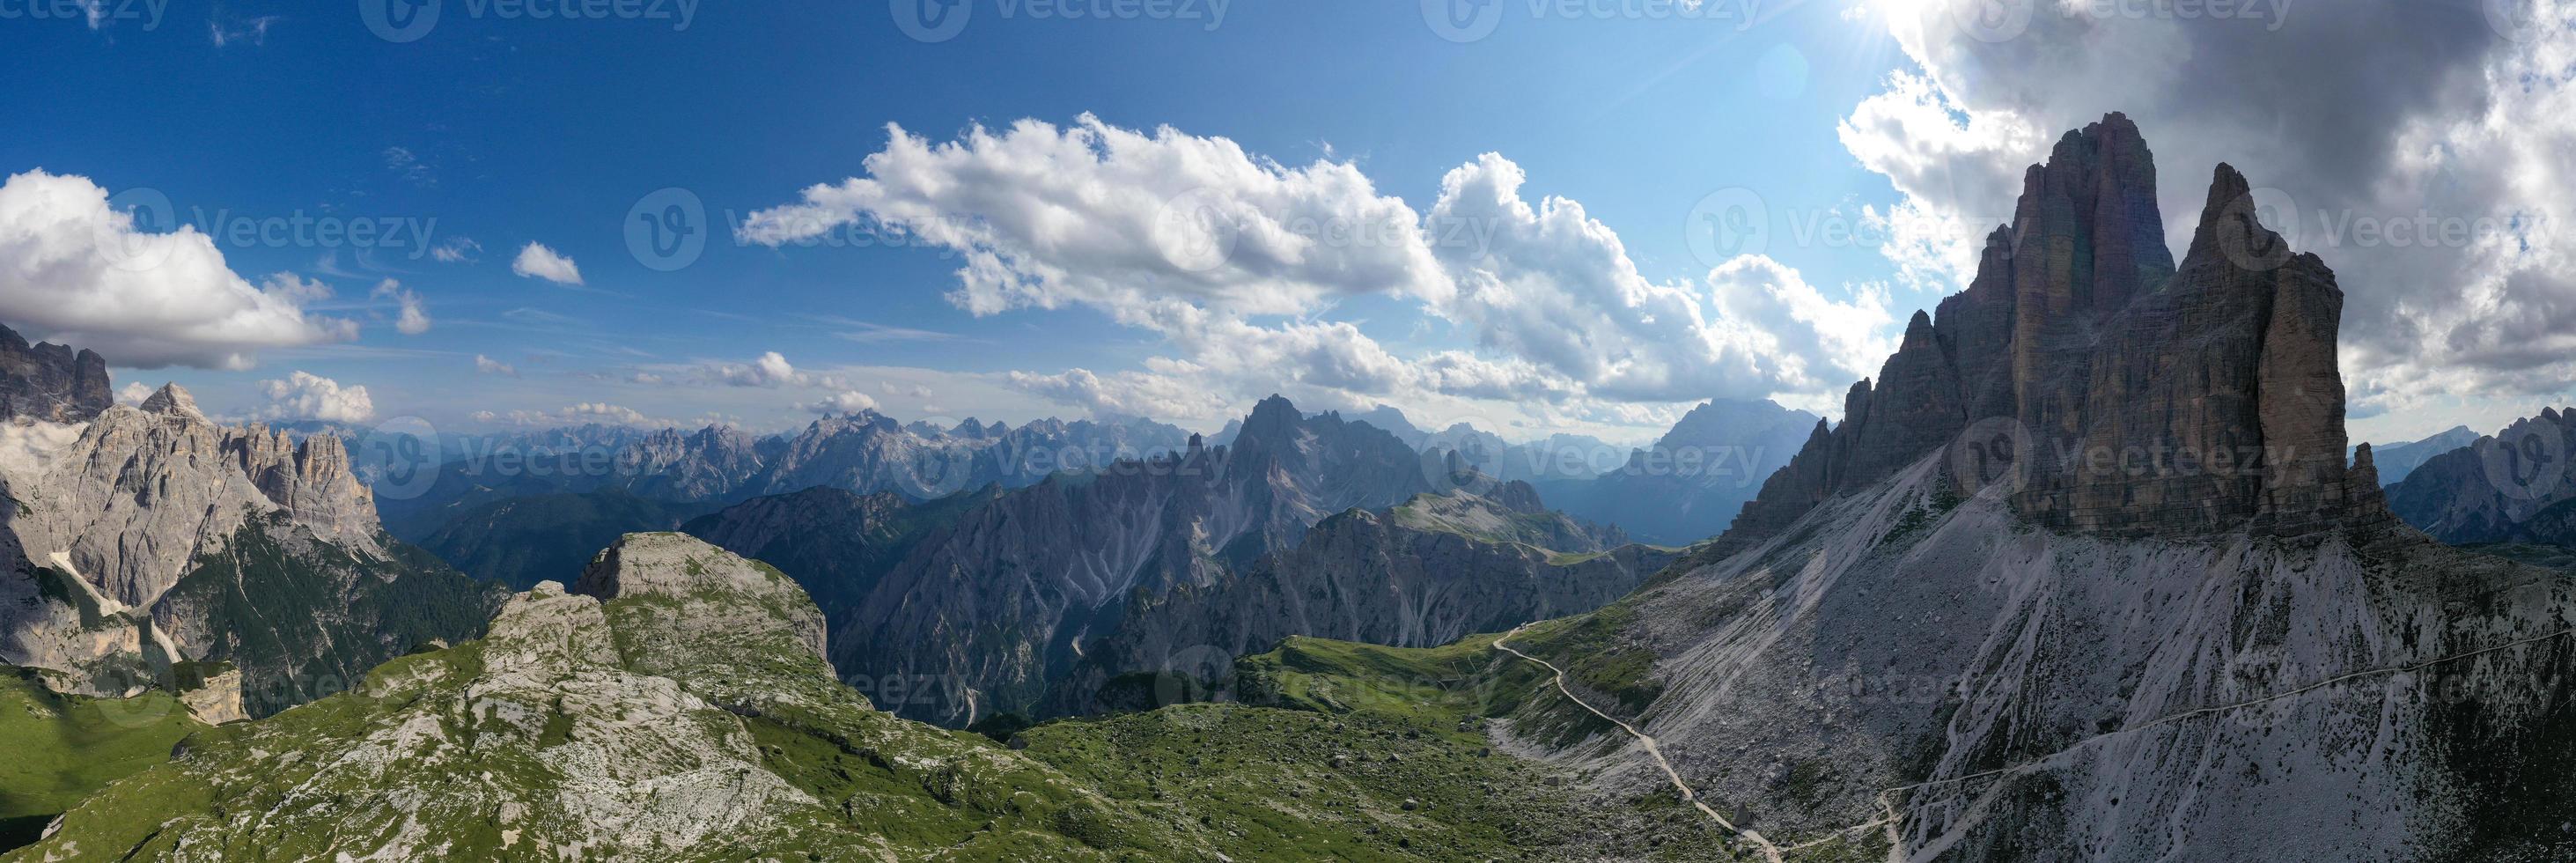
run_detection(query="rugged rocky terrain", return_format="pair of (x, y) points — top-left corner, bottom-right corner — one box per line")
(0, 373), (501, 717)
(0, 322), (108, 424)
(1418, 115), (2576, 861)
(7, 534), (1638, 862)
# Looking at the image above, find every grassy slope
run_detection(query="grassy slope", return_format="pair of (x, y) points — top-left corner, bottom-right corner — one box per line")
(0, 670), (201, 851)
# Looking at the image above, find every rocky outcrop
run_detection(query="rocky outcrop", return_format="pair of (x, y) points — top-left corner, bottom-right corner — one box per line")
(175, 664), (247, 725)
(574, 532), (830, 677)
(1720, 114), (2380, 548)
(0, 321), (108, 424)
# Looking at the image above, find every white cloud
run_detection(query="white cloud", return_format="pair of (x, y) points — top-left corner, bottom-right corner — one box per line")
(1424, 154), (1897, 402)
(744, 116), (1905, 427)
(370, 279), (431, 335)
(1006, 366), (1233, 422)
(710, 351), (806, 387)
(803, 390), (880, 415)
(1844, 0), (2575, 438)
(261, 272), (335, 304)
(209, 15), (277, 47)
(0, 170), (357, 369)
(474, 354), (518, 377)
(512, 242), (584, 285)
(431, 236), (481, 263)
(116, 381), (152, 405)
(737, 114), (1447, 322)
(473, 402), (667, 428)
(255, 372), (374, 423)
(382, 146), (432, 187)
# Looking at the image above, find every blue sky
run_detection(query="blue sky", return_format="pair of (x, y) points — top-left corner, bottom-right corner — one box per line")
(3, 0), (2568, 445)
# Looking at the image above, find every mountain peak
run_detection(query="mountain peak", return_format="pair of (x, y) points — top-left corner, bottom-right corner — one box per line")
(0, 320), (113, 423)
(1723, 118), (2374, 545)
(139, 383), (202, 418)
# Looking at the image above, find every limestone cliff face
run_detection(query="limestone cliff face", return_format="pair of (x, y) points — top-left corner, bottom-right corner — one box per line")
(0, 321), (109, 424)
(3, 384), (379, 609)
(0, 381), (492, 712)
(1724, 114), (2379, 547)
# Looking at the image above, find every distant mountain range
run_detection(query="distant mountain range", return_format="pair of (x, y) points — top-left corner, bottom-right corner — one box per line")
(375, 411), (1191, 541)
(2388, 407), (2576, 546)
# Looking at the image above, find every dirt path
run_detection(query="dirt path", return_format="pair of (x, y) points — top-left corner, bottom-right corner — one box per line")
(1494, 624), (1785, 863)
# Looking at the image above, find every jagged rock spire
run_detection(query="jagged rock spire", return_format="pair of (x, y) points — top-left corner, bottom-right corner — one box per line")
(1721, 114), (2375, 545)
(0, 320), (112, 423)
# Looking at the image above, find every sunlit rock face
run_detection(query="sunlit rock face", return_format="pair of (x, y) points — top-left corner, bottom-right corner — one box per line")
(1724, 114), (2378, 551)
